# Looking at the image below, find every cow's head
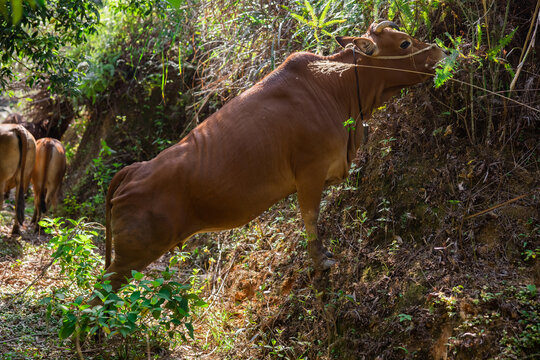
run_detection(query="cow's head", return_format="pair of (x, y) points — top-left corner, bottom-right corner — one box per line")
(336, 21), (446, 85)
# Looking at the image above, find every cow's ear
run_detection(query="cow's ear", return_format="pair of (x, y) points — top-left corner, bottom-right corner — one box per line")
(335, 36), (355, 48)
(353, 37), (377, 56)
(335, 36), (378, 56)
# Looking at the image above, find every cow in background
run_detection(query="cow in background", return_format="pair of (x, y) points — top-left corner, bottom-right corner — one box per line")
(4, 113), (23, 124)
(31, 138), (66, 231)
(0, 124), (36, 234)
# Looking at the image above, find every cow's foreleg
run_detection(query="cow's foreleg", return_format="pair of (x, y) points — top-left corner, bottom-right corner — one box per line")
(296, 173), (337, 271)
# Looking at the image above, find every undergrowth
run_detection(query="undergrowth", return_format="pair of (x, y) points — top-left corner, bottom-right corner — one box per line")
(0, 217), (206, 358)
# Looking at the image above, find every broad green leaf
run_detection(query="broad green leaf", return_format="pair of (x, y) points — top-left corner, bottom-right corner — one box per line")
(166, 0), (182, 8)
(158, 288), (172, 301)
(132, 271), (144, 281)
(59, 318), (77, 339)
(11, 0), (22, 24)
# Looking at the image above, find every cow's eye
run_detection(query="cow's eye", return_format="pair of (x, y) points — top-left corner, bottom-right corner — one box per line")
(400, 40), (411, 49)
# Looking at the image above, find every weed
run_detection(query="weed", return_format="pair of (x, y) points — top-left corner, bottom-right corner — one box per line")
(342, 117), (356, 132)
(380, 137), (396, 158)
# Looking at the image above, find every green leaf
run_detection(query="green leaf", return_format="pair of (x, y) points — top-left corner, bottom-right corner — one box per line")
(158, 288), (172, 301)
(166, 0), (182, 8)
(319, 0), (332, 25)
(322, 19), (346, 27)
(487, 27), (518, 58)
(304, 0), (317, 27)
(476, 23), (483, 50)
(11, 0), (22, 24)
(132, 271), (144, 281)
(290, 13), (309, 26)
(130, 290), (141, 302)
(59, 318), (77, 339)
(185, 322), (194, 339)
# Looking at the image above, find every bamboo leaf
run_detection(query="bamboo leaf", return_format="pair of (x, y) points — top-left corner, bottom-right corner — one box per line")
(319, 0), (332, 25)
(291, 12), (310, 26)
(304, 0), (318, 27)
(322, 19), (346, 27)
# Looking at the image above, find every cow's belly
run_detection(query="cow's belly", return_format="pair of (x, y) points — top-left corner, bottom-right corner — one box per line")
(190, 179), (296, 232)
(325, 155), (349, 185)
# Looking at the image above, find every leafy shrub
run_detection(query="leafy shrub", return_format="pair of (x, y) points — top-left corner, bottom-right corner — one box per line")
(38, 217), (206, 354)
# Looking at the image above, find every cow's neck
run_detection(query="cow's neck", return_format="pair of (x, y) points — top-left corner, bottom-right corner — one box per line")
(311, 49), (403, 162)
(324, 49), (402, 123)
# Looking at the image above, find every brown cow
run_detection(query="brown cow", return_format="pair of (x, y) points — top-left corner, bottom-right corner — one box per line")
(100, 22), (446, 292)
(31, 138), (66, 231)
(0, 124), (36, 234)
(4, 113), (23, 124)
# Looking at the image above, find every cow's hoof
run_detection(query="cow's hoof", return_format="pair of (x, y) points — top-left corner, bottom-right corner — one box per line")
(324, 249), (334, 258)
(319, 257), (337, 271)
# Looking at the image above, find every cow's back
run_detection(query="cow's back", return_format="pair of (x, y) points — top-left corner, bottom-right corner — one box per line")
(3, 124), (36, 191)
(32, 138), (66, 206)
(111, 53), (350, 233)
(0, 126), (21, 184)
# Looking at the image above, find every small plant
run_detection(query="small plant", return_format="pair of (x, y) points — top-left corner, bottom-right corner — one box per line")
(343, 117), (355, 132)
(59, 260), (206, 346)
(398, 313), (412, 322)
(41, 217), (103, 291)
(434, 34), (462, 88)
(380, 137), (396, 158)
(92, 140), (122, 195)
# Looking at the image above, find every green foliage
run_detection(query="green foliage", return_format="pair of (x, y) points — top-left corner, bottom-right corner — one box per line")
(0, 0), (45, 24)
(288, 0), (346, 53)
(69, 0), (191, 105)
(37, 217), (206, 353)
(63, 140), (122, 219)
(387, 0), (441, 36)
(41, 217), (103, 290)
(59, 267), (206, 343)
(397, 313), (412, 322)
(57, 259), (206, 350)
(0, 0), (100, 91)
(433, 34), (462, 88)
(342, 117), (355, 132)
(92, 140), (121, 195)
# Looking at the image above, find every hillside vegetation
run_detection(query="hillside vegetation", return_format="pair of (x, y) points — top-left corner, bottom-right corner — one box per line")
(0, 0), (538, 359)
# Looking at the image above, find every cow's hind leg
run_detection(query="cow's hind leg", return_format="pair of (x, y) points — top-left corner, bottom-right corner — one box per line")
(296, 169), (336, 271)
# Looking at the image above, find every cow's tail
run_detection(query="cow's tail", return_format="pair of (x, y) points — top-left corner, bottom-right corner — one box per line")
(105, 167), (130, 269)
(39, 141), (53, 214)
(13, 126), (28, 225)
